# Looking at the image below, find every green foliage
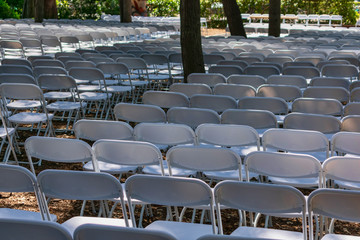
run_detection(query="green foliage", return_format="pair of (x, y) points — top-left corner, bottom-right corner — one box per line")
(57, 0), (102, 19)
(147, 0), (179, 17)
(5, 0), (23, 16)
(101, 0), (119, 15)
(237, 0), (268, 14)
(0, 0), (20, 19)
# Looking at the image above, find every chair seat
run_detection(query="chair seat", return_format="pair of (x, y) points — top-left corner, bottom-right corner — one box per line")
(62, 216), (127, 237)
(77, 85), (101, 92)
(0, 208), (57, 222)
(79, 92), (110, 101)
(7, 100), (41, 109)
(231, 226), (303, 240)
(334, 180), (360, 190)
(322, 234), (360, 240)
(146, 220), (214, 240)
(83, 161), (138, 174)
(44, 92), (73, 100)
(121, 81), (148, 87)
(46, 101), (84, 111)
(148, 74), (170, 80)
(74, 79), (90, 84)
(102, 86), (132, 93)
(0, 127), (15, 138)
(8, 112), (54, 124)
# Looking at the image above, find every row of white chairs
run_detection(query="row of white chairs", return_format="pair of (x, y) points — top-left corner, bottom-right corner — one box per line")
(1, 161), (360, 240)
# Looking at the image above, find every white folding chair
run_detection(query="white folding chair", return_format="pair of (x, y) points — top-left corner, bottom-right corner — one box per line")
(188, 73), (226, 88)
(323, 156), (360, 190)
(167, 107), (220, 129)
(245, 151), (322, 188)
(262, 128), (329, 162)
(0, 83), (54, 138)
(292, 98), (343, 117)
(0, 164), (55, 221)
(308, 189), (360, 240)
(221, 109), (278, 137)
(143, 91), (190, 109)
(170, 83), (212, 98)
(84, 139), (164, 176)
(213, 83), (256, 100)
(125, 174), (217, 240)
(214, 181), (307, 239)
(114, 103), (166, 123)
(74, 119), (134, 142)
(25, 136), (98, 174)
(303, 86), (350, 105)
(227, 74), (266, 89)
(0, 218), (72, 240)
(38, 169), (129, 236)
(190, 94), (237, 113)
(331, 131), (360, 157)
(74, 224), (177, 240)
(196, 123), (260, 159)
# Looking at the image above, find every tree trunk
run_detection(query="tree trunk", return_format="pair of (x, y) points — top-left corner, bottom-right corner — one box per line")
(222, 0), (247, 37)
(120, 0), (132, 22)
(269, 0), (281, 37)
(44, 0), (58, 19)
(34, 0), (44, 22)
(22, 0), (34, 18)
(180, 0), (205, 82)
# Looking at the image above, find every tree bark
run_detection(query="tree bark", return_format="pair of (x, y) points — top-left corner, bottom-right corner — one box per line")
(268, 0), (281, 37)
(120, 0), (132, 22)
(180, 0), (205, 82)
(222, 0), (247, 37)
(34, 0), (44, 22)
(44, 0), (58, 19)
(22, 0), (34, 18)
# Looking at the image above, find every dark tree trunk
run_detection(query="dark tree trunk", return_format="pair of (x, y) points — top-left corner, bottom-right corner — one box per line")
(269, 0), (281, 37)
(34, 0), (44, 22)
(222, 0), (247, 37)
(22, 0), (34, 18)
(120, 0), (132, 22)
(44, 0), (58, 19)
(180, 0), (205, 82)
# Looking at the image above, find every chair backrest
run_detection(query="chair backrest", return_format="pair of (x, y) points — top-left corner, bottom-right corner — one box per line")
(310, 77), (350, 90)
(167, 145), (242, 179)
(344, 102), (360, 116)
(214, 181), (306, 236)
(331, 131), (360, 156)
(262, 128), (329, 157)
(190, 94), (237, 113)
(0, 218), (72, 240)
(257, 84), (302, 102)
(32, 59), (65, 68)
(227, 74), (266, 89)
(125, 174), (216, 231)
(167, 107), (220, 129)
(292, 98), (343, 116)
(323, 156), (360, 187)
(93, 139), (163, 174)
(213, 83), (256, 100)
(142, 91), (189, 109)
(221, 109), (278, 130)
(321, 64), (358, 79)
(37, 74), (77, 91)
(25, 136), (98, 173)
(267, 75), (307, 89)
(237, 96), (288, 115)
(169, 83), (212, 98)
(341, 115), (360, 132)
(243, 66), (280, 78)
(195, 123), (260, 149)
(134, 122), (195, 147)
(38, 169), (129, 224)
(0, 65), (33, 76)
(65, 60), (96, 70)
(0, 73), (37, 84)
(245, 151), (322, 185)
(96, 62), (130, 75)
(284, 112), (341, 135)
(114, 103), (166, 123)
(74, 224), (177, 240)
(308, 188), (360, 240)
(303, 86), (350, 104)
(33, 66), (68, 77)
(187, 73), (226, 88)
(208, 65), (243, 77)
(74, 119), (134, 141)
(68, 67), (105, 82)
(283, 66), (320, 79)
